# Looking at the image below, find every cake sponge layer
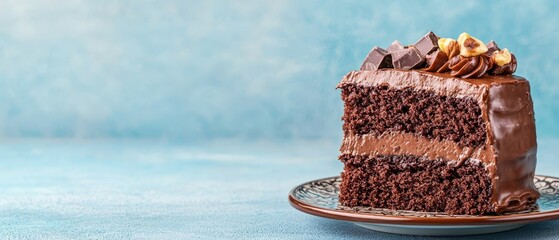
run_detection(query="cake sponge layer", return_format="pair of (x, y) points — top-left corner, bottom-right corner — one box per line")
(339, 154), (493, 215)
(340, 84), (486, 148)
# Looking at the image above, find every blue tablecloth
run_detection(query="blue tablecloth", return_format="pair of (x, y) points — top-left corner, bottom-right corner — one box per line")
(1, 139), (558, 239)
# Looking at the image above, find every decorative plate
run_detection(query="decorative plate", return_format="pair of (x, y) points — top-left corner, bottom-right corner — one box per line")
(288, 175), (559, 236)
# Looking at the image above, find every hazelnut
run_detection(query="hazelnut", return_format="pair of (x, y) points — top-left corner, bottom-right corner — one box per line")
(491, 48), (512, 66)
(438, 38), (456, 56)
(457, 32), (488, 57)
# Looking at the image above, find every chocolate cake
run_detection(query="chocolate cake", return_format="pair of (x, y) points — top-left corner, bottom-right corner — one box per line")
(337, 32), (539, 215)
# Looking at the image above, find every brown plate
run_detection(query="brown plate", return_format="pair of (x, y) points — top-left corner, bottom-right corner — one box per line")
(288, 175), (559, 236)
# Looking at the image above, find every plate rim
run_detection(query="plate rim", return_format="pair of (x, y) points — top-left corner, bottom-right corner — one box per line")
(288, 174), (559, 226)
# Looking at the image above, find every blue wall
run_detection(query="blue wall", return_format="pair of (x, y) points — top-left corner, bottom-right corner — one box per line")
(0, 0), (556, 140)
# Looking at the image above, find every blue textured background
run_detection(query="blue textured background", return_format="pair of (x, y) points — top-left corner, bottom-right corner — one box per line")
(0, 0), (557, 140)
(1, 0), (559, 239)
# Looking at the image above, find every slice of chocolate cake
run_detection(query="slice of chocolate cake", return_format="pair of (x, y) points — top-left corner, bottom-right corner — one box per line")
(337, 32), (539, 215)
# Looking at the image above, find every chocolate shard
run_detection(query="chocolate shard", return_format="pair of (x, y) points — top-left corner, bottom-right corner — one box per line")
(360, 46), (393, 71)
(413, 31), (439, 57)
(392, 46), (425, 70)
(387, 40), (405, 53)
(486, 41), (500, 56)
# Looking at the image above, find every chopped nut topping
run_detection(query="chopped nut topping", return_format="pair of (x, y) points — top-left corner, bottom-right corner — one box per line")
(457, 32), (488, 57)
(491, 48), (512, 66)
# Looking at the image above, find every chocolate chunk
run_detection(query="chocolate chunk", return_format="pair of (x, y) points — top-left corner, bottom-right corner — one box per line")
(392, 47), (425, 70)
(424, 50), (448, 72)
(387, 40), (405, 53)
(486, 40), (500, 56)
(360, 46), (393, 71)
(413, 31), (439, 57)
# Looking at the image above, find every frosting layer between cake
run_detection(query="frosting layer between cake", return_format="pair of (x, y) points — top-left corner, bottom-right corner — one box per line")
(340, 132), (492, 165)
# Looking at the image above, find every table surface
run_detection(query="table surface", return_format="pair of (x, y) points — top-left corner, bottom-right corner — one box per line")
(1, 138), (559, 240)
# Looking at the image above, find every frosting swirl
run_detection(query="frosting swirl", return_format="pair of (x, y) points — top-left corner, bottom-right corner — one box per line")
(448, 55), (493, 78)
(424, 50), (448, 72)
(424, 41), (460, 73)
(490, 53), (517, 75)
(422, 33), (518, 78)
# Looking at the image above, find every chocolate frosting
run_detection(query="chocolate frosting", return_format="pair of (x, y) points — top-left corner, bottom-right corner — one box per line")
(490, 53), (517, 75)
(424, 50), (448, 72)
(448, 55), (493, 78)
(422, 36), (518, 79)
(424, 40), (460, 73)
(340, 132), (492, 165)
(338, 69), (539, 213)
(488, 80), (538, 212)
